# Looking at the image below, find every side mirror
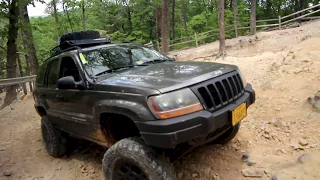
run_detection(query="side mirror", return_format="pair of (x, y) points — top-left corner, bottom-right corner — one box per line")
(57, 76), (84, 90)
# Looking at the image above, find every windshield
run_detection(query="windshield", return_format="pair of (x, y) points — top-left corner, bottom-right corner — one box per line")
(81, 45), (171, 77)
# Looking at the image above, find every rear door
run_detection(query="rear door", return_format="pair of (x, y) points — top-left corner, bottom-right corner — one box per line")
(34, 61), (49, 109)
(43, 58), (63, 125)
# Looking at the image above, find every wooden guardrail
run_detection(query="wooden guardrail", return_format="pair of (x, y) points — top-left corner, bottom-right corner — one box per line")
(0, 75), (36, 87)
(155, 3), (320, 51)
(0, 75), (36, 95)
(144, 41), (154, 48)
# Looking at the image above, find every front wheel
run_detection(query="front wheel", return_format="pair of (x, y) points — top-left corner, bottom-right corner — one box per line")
(102, 137), (177, 180)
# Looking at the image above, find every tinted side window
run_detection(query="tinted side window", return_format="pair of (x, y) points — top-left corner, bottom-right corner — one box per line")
(36, 62), (48, 86)
(59, 56), (81, 82)
(47, 59), (60, 87)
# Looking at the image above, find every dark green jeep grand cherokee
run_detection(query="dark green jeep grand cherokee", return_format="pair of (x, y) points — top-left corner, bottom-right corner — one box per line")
(34, 31), (255, 180)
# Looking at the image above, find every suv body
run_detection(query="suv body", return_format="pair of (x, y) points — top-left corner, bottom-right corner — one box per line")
(34, 32), (255, 179)
(34, 42), (255, 149)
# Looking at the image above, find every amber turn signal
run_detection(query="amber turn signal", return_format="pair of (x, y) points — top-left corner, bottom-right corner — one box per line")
(155, 103), (203, 119)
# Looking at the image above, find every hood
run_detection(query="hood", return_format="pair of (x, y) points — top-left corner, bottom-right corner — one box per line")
(96, 61), (237, 93)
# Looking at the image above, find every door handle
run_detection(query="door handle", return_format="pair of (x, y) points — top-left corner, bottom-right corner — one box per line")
(56, 94), (64, 99)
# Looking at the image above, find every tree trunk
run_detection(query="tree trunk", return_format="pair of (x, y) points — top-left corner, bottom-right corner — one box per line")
(0, 57), (4, 79)
(21, 5), (39, 75)
(17, 55), (27, 95)
(181, 0), (189, 42)
(62, 2), (68, 33)
(171, 0), (175, 41)
(52, 0), (59, 24)
(296, 0), (308, 22)
(294, 0), (299, 12)
(161, 0), (169, 53)
(0, 56), (4, 94)
(233, 0), (238, 37)
(265, 0), (272, 19)
(2, 0), (20, 109)
(0, 41), (4, 79)
(312, 0), (320, 16)
(300, 0), (308, 14)
(24, 52), (33, 92)
(300, 0), (308, 11)
(218, 0), (226, 56)
(64, 2), (74, 32)
(52, 0), (63, 35)
(124, 0), (133, 33)
(155, 5), (162, 44)
(81, 0), (86, 30)
(127, 7), (132, 33)
(250, 0), (256, 35)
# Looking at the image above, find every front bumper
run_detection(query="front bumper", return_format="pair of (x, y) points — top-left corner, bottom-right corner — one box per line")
(136, 84), (255, 149)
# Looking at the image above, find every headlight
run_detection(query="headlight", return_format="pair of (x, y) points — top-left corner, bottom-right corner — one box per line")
(147, 88), (203, 119)
(237, 70), (247, 88)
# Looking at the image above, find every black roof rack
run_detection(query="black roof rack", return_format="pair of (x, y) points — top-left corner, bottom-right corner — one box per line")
(49, 38), (111, 57)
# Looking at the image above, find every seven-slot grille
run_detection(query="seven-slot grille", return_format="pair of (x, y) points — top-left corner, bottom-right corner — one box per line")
(191, 71), (244, 111)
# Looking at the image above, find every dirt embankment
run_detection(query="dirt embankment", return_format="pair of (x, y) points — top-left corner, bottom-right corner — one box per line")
(1, 20), (320, 180)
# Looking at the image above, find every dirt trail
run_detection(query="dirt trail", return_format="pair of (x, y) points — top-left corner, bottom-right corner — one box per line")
(1, 20), (320, 180)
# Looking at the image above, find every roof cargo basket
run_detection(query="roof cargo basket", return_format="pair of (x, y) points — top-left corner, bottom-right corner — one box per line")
(49, 38), (111, 56)
(49, 30), (111, 56)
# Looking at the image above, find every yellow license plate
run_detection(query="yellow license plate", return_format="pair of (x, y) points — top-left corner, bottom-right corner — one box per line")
(232, 103), (247, 126)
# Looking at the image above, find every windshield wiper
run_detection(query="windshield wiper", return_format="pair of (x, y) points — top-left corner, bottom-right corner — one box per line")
(95, 64), (147, 76)
(143, 58), (174, 64)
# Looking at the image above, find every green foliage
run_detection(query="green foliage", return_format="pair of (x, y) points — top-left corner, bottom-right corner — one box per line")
(189, 13), (207, 33)
(109, 31), (127, 43)
(30, 16), (57, 62)
(0, 0), (319, 74)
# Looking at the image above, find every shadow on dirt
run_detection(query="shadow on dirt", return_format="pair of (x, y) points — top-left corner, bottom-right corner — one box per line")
(174, 140), (248, 180)
(65, 137), (107, 165)
(60, 137), (247, 180)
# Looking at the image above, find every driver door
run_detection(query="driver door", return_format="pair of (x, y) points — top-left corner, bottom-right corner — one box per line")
(53, 55), (95, 138)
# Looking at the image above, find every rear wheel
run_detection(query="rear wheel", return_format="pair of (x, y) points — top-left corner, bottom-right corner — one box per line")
(210, 123), (241, 145)
(102, 137), (177, 180)
(41, 117), (68, 157)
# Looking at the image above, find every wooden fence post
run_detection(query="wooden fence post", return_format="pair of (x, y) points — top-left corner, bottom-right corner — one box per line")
(30, 81), (34, 92)
(29, 82), (33, 92)
(194, 32), (198, 47)
(278, 16), (282, 30)
(234, 22), (238, 37)
(22, 83), (27, 95)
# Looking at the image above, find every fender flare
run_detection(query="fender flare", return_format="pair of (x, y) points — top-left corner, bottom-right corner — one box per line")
(93, 99), (156, 124)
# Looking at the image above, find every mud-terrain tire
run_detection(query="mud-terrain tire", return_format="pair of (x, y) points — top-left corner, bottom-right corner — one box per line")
(211, 123), (241, 145)
(41, 117), (68, 157)
(102, 137), (177, 180)
(59, 30), (101, 44)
